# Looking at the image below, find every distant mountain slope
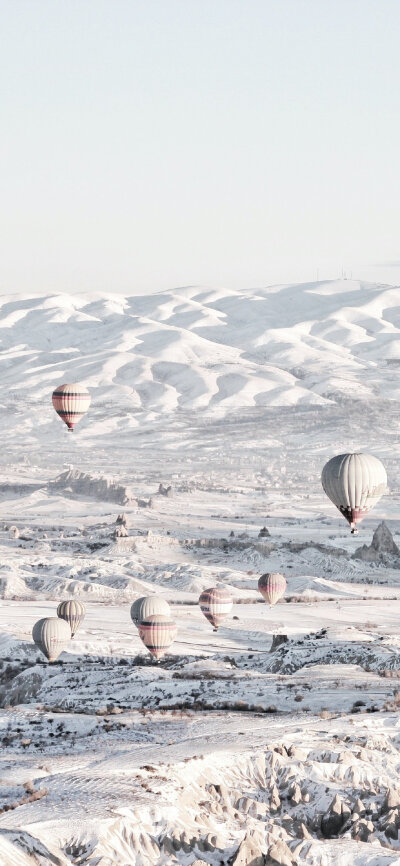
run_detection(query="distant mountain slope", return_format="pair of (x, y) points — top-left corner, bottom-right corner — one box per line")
(0, 280), (399, 441)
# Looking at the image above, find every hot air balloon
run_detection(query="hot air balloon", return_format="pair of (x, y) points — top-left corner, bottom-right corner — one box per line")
(258, 572), (287, 606)
(32, 617), (71, 662)
(138, 614), (177, 660)
(52, 383), (91, 431)
(321, 452), (387, 534)
(199, 586), (233, 630)
(130, 595), (170, 628)
(57, 600), (86, 637)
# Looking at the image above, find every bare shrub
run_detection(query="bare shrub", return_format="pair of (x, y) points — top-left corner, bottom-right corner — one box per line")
(319, 709), (333, 720)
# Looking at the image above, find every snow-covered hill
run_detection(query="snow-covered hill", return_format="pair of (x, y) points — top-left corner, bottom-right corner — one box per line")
(1, 280), (399, 439)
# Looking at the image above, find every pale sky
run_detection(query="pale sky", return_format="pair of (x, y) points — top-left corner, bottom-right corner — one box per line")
(1, 0), (400, 294)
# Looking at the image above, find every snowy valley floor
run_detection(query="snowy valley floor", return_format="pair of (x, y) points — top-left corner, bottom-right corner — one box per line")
(1, 436), (400, 865)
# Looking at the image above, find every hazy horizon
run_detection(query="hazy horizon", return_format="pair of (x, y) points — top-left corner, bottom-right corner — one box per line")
(0, 273), (398, 301)
(1, 0), (400, 294)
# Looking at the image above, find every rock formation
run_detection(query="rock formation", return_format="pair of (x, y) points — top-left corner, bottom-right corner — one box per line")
(112, 525), (129, 539)
(159, 483), (173, 497)
(321, 793), (351, 838)
(49, 470), (135, 505)
(353, 521), (399, 562)
(116, 513), (128, 526)
(270, 634), (288, 652)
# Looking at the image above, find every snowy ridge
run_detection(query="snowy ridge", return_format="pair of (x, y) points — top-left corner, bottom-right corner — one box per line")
(0, 280), (399, 439)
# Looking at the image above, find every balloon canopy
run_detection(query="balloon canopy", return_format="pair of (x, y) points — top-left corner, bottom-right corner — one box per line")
(321, 452), (387, 533)
(199, 586), (233, 630)
(32, 617), (71, 662)
(57, 600), (86, 637)
(258, 572), (287, 606)
(130, 595), (170, 628)
(52, 383), (91, 431)
(138, 614), (177, 659)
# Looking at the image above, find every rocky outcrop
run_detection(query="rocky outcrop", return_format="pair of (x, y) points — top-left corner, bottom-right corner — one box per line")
(116, 513), (128, 526)
(158, 483), (173, 497)
(381, 786), (400, 813)
(49, 470), (135, 505)
(289, 782), (302, 806)
(269, 783), (281, 812)
(352, 797), (365, 815)
(353, 521), (400, 562)
(230, 834), (265, 866)
(270, 635), (288, 653)
(321, 793), (351, 838)
(266, 840), (296, 865)
(137, 497), (154, 509)
(352, 818), (374, 841)
(112, 525), (128, 539)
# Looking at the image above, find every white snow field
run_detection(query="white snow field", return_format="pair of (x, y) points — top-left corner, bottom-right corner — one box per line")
(1, 280), (400, 865)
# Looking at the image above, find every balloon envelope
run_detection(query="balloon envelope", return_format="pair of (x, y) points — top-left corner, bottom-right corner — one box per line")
(138, 614), (177, 659)
(199, 586), (233, 629)
(258, 572), (287, 606)
(321, 452), (387, 532)
(57, 600), (86, 637)
(52, 383), (91, 431)
(32, 617), (71, 662)
(130, 595), (170, 628)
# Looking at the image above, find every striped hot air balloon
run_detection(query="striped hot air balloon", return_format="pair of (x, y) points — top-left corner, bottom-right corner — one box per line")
(52, 383), (91, 431)
(32, 617), (71, 662)
(258, 572), (287, 607)
(138, 614), (177, 660)
(130, 595), (170, 628)
(321, 452), (387, 534)
(57, 600), (86, 637)
(199, 586), (233, 630)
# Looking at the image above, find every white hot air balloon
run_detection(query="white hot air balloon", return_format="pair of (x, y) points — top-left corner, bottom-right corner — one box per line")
(32, 617), (71, 662)
(321, 452), (387, 534)
(57, 600), (86, 637)
(130, 596), (171, 628)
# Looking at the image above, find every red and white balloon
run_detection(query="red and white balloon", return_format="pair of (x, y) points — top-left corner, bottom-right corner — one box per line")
(258, 572), (287, 607)
(52, 383), (91, 431)
(199, 586), (233, 630)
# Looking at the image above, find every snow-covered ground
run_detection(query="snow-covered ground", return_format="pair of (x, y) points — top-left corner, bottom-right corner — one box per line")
(1, 280), (400, 865)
